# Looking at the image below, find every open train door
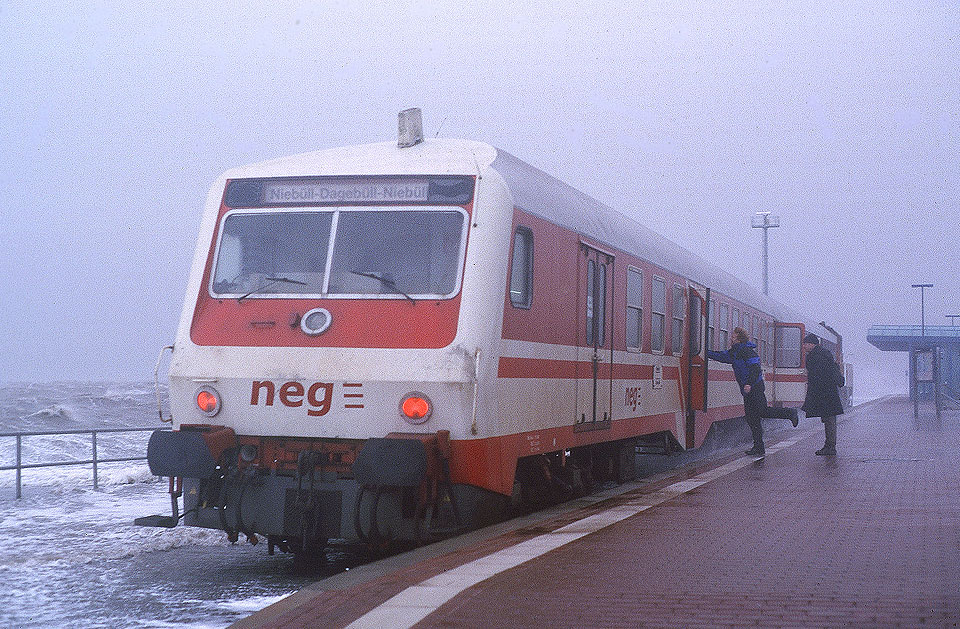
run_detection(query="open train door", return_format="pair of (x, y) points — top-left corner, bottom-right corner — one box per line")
(681, 284), (708, 448)
(771, 322), (805, 405)
(575, 242), (614, 431)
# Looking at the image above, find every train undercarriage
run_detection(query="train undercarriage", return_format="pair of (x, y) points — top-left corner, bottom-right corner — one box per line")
(137, 425), (683, 562)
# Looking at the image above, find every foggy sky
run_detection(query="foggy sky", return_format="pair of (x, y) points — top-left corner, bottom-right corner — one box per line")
(1, 1), (958, 399)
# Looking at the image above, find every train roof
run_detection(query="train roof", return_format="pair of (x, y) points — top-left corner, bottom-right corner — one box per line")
(222, 138), (833, 341)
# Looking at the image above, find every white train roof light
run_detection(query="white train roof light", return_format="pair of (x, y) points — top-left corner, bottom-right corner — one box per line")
(398, 108), (423, 148)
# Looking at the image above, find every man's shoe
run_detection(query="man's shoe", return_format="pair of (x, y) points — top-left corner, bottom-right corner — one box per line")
(745, 446), (765, 456)
(815, 447), (837, 456)
(789, 408), (800, 428)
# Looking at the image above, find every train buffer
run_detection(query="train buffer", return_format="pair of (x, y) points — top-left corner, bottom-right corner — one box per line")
(232, 396), (960, 628)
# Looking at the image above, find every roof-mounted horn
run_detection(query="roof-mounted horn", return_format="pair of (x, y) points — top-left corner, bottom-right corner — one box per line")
(398, 108), (423, 148)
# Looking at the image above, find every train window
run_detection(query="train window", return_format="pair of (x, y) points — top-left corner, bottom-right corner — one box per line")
(719, 303), (729, 349)
(212, 211), (334, 296)
(509, 227), (534, 309)
(707, 300), (715, 350)
(626, 268), (642, 350)
(651, 277), (666, 353)
(690, 293), (703, 354)
(671, 284), (685, 355)
(210, 207), (468, 300)
(598, 263), (607, 347)
(585, 260), (607, 347)
(328, 210), (464, 296)
(775, 326), (802, 368)
(752, 316), (759, 347)
(732, 308), (740, 334)
(586, 261), (595, 345)
(766, 324), (774, 365)
(759, 321), (767, 364)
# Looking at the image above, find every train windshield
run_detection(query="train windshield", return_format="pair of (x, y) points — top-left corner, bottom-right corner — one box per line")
(210, 207), (467, 299)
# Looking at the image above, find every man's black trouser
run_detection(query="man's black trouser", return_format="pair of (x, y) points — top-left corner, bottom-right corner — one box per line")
(742, 382), (795, 449)
(821, 415), (837, 449)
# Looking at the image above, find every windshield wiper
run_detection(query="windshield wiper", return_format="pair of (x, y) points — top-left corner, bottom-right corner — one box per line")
(350, 271), (416, 304)
(237, 276), (308, 303)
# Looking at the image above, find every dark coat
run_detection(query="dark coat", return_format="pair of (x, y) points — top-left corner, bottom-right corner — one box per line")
(802, 345), (845, 417)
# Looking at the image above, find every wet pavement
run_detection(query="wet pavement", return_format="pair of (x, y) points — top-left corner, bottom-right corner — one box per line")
(235, 397), (960, 628)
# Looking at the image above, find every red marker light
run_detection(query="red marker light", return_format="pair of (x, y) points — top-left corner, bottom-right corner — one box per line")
(402, 397), (429, 419)
(400, 393), (432, 424)
(197, 390), (219, 413)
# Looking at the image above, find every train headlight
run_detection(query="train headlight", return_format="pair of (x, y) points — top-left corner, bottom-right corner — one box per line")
(300, 307), (332, 336)
(400, 392), (432, 424)
(195, 386), (221, 417)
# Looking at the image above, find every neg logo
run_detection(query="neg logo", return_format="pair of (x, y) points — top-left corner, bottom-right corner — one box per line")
(250, 380), (334, 417)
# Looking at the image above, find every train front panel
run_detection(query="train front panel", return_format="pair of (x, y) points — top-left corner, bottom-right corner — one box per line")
(146, 145), (519, 548)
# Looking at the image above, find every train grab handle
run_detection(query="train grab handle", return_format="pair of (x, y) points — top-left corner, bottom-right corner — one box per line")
(154, 345), (174, 423)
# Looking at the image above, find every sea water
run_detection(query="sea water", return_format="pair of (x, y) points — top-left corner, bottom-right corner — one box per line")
(0, 382), (306, 629)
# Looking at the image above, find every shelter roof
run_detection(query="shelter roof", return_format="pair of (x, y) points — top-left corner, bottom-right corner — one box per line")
(867, 325), (960, 351)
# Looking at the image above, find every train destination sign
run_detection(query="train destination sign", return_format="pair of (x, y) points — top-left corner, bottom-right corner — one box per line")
(262, 179), (429, 204)
(225, 175), (475, 207)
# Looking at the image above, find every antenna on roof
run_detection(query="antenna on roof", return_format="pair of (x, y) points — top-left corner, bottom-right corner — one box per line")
(398, 108), (423, 148)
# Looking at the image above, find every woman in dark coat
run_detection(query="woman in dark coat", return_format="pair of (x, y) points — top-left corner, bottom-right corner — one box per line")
(801, 333), (845, 455)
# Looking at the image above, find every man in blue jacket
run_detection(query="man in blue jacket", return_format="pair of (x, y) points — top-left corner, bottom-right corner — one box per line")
(708, 327), (799, 456)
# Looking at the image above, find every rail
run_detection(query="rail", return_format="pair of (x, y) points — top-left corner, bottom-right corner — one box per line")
(0, 427), (168, 499)
(942, 386), (960, 410)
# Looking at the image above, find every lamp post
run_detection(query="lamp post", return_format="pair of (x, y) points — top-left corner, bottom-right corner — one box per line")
(751, 211), (780, 296)
(912, 283), (933, 337)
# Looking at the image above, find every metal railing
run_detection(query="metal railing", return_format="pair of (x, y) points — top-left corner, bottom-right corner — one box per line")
(0, 427), (168, 499)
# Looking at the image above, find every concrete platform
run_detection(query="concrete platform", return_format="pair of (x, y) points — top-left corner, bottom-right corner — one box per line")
(234, 397), (960, 628)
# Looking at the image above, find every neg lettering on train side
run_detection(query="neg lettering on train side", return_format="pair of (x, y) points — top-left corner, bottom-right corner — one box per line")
(250, 380), (364, 416)
(624, 385), (642, 411)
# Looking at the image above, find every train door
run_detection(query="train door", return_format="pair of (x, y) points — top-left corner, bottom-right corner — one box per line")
(575, 244), (613, 431)
(771, 322), (804, 404)
(681, 284), (708, 448)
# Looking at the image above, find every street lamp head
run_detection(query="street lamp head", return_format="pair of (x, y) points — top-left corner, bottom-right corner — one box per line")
(912, 283), (933, 288)
(751, 212), (780, 228)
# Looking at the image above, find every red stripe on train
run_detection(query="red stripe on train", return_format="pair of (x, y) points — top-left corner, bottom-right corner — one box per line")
(498, 357), (679, 380)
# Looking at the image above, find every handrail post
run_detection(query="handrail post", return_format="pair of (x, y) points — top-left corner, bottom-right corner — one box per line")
(16, 435), (22, 499)
(92, 431), (98, 490)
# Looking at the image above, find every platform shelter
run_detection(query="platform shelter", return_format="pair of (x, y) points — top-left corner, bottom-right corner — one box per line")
(867, 325), (960, 419)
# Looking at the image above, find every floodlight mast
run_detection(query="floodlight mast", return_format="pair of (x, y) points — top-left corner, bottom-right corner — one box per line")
(911, 283), (933, 337)
(751, 212), (780, 295)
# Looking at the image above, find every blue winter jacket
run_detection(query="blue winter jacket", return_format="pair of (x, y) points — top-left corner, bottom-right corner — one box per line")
(707, 342), (763, 392)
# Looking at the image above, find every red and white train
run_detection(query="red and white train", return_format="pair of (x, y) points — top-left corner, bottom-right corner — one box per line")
(138, 110), (847, 556)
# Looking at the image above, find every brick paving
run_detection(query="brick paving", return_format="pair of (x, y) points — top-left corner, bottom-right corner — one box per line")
(236, 398), (960, 628)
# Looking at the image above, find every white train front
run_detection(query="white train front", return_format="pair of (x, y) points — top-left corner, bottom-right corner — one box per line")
(139, 117), (846, 557)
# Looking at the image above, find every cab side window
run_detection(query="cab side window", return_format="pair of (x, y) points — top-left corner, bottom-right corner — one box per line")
(509, 226), (533, 308)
